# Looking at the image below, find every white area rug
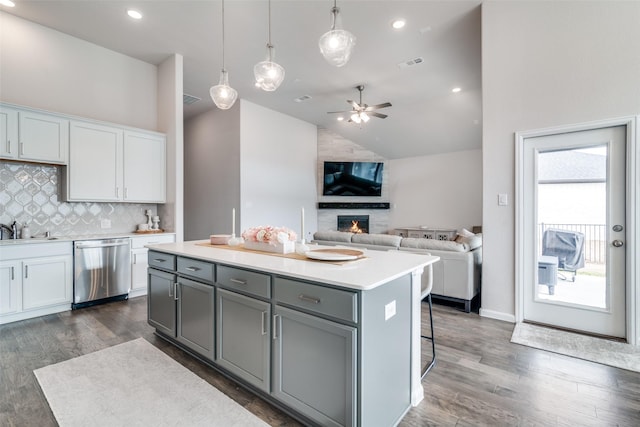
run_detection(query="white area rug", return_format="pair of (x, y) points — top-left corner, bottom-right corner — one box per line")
(511, 322), (640, 373)
(34, 338), (269, 427)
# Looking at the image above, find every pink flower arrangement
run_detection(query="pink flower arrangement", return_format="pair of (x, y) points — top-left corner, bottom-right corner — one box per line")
(242, 225), (297, 246)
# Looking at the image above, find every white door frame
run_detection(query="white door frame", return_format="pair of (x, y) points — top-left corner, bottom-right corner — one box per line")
(515, 116), (639, 346)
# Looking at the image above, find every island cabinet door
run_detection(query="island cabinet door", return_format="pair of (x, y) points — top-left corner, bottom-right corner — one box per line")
(215, 288), (270, 392)
(176, 277), (215, 361)
(272, 305), (357, 427)
(148, 268), (176, 337)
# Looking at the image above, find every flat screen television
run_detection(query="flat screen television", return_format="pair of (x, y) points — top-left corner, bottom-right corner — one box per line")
(322, 161), (384, 196)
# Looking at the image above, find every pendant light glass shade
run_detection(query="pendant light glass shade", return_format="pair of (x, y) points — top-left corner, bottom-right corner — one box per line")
(210, 69), (238, 110)
(210, 0), (237, 109)
(319, 4), (356, 67)
(254, 45), (285, 91)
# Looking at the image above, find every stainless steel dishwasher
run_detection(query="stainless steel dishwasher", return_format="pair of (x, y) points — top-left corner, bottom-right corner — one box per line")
(73, 238), (131, 309)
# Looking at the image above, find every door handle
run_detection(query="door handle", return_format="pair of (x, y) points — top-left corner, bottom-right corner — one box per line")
(174, 282), (179, 301)
(24, 265), (28, 279)
(272, 314), (279, 339)
(11, 266), (14, 280)
(612, 240), (624, 247)
(169, 282), (175, 297)
(261, 311), (267, 335)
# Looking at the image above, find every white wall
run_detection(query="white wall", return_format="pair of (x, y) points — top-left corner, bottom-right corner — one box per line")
(0, 12), (157, 130)
(157, 54), (184, 241)
(389, 149), (482, 230)
(183, 104), (241, 241)
(240, 100), (318, 241)
(482, 1), (640, 321)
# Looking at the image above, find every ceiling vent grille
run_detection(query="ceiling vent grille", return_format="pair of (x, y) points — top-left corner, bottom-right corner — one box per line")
(183, 93), (201, 105)
(397, 57), (424, 69)
(294, 95), (312, 103)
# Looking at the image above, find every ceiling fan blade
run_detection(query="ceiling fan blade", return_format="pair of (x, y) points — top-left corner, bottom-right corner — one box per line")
(369, 112), (388, 119)
(347, 100), (360, 109)
(365, 102), (392, 111)
(327, 110), (354, 114)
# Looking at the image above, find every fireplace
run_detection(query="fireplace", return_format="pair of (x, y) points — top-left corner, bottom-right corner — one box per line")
(337, 215), (369, 234)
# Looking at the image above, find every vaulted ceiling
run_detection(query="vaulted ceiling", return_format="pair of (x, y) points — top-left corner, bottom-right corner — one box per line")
(4, 1), (482, 159)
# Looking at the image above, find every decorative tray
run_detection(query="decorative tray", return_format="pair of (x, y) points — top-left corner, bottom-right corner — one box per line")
(134, 229), (165, 234)
(305, 248), (364, 261)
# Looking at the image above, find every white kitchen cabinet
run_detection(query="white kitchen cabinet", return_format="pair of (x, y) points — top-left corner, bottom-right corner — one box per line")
(123, 131), (166, 203)
(130, 234), (175, 298)
(0, 261), (21, 315)
(67, 120), (123, 201)
(0, 106), (18, 159)
(65, 121), (166, 203)
(0, 242), (73, 325)
(0, 105), (68, 164)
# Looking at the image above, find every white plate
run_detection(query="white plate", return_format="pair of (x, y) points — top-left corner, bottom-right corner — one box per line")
(305, 250), (362, 261)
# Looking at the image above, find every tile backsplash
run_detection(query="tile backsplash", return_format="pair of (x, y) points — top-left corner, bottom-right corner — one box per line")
(0, 162), (157, 237)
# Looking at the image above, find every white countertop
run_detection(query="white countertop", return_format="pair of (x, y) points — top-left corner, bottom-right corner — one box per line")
(146, 240), (439, 291)
(0, 231), (175, 246)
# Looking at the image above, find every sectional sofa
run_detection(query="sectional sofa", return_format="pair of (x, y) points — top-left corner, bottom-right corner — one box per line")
(312, 230), (482, 312)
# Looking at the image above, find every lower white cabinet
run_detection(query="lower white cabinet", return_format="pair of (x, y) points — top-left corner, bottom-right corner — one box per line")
(130, 234), (175, 298)
(0, 242), (73, 325)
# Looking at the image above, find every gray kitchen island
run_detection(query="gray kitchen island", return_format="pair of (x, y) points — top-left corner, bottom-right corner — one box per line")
(146, 240), (439, 427)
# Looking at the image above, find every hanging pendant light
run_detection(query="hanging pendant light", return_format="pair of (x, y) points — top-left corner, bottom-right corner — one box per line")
(318, 0), (356, 67)
(254, 0), (285, 91)
(210, 0), (237, 109)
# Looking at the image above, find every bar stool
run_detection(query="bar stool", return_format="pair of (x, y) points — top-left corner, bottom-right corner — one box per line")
(421, 263), (436, 378)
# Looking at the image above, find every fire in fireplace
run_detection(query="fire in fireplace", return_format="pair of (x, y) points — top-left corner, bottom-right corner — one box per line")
(337, 215), (369, 234)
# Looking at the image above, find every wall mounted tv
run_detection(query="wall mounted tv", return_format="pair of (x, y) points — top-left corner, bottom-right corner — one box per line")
(322, 161), (384, 197)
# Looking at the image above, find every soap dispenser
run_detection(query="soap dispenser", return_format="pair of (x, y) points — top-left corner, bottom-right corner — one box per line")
(21, 222), (31, 239)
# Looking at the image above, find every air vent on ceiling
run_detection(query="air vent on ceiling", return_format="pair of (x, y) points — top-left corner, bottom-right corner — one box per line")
(397, 57), (424, 69)
(294, 95), (312, 103)
(183, 93), (201, 105)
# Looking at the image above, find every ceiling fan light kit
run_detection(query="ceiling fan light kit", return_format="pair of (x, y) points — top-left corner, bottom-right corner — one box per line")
(319, 1), (356, 67)
(210, 0), (238, 110)
(328, 85), (391, 124)
(254, 0), (285, 92)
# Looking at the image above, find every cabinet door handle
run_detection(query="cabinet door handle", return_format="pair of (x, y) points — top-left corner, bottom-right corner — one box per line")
(11, 266), (14, 280)
(229, 278), (247, 285)
(298, 294), (321, 304)
(153, 258), (166, 263)
(19, 142), (24, 156)
(6, 140), (10, 154)
(124, 187), (128, 199)
(261, 311), (267, 335)
(174, 282), (179, 301)
(24, 265), (28, 279)
(116, 187), (120, 198)
(272, 314), (279, 339)
(185, 266), (201, 272)
(169, 282), (175, 297)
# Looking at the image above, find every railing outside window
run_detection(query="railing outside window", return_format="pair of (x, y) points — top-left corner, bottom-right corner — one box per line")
(538, 223), (606, 264)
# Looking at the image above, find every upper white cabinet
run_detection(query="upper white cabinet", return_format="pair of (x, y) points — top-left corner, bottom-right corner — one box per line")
(67, 121), (123, 201)
(0, 106), (18, 159)
(65, 121), (166, 203)
(0, 105), (68, 164)
(123, 130), (166, 203)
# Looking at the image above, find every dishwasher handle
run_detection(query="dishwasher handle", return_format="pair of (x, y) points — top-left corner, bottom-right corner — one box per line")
(75, 240), (130, 249)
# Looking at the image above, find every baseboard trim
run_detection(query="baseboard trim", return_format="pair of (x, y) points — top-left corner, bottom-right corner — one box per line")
(479, 308), (515, 323)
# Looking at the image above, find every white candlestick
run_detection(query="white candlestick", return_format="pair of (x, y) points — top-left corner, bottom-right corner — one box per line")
(300, 207), (305, 241)
(232, 208), (236, 236)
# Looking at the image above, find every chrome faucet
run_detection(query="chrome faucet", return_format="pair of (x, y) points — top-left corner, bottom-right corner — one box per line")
(11, 220), (18, 239)
(0, 222), (17, 240)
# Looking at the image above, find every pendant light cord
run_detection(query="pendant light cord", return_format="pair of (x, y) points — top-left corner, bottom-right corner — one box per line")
(221, 0), (226, 71)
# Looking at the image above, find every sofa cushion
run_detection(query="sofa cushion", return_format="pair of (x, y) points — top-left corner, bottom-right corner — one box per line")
(313, 230), (354, 243)
(351, 233), (402, 248)
(400, 237), (469, 252)
(455, 229), (483, 250)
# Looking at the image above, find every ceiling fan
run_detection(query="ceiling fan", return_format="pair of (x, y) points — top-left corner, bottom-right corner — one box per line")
(327, 85), (392, 123)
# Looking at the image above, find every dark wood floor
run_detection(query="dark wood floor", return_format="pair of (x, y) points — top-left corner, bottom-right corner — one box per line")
(1, 296), (639, 426)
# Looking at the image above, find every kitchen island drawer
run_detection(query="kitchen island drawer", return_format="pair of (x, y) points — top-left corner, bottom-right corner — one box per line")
(177, 256), (214, 283)
(148, 251), (176, 271)
(217, 265), (270, 299)
(274, 277), (358, 323)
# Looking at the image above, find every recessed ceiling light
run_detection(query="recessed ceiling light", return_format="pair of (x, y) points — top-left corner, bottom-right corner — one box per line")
(0, 0), (16, 7)
(452, 87), (462, 93)
(392, 19), (406, 30)
(127, 9), (142, 20)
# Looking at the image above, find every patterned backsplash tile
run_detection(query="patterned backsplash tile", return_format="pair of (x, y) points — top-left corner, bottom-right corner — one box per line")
(0, 162), (157, 238)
